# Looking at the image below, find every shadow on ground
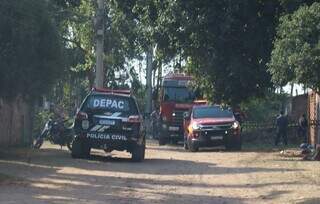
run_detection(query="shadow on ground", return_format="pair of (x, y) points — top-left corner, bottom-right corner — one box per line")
(0, 147), (302, 176)
(0, 144), (304, 204)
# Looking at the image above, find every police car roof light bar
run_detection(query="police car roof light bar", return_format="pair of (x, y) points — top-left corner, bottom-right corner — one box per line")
(92, 87), (131, 95)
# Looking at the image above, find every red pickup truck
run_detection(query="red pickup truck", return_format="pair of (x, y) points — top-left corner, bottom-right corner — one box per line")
(183, 105), (241, 152)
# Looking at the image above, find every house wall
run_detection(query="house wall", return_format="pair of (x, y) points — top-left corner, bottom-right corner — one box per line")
(291, 94), (308, 121)
(0, 96), (33, 147)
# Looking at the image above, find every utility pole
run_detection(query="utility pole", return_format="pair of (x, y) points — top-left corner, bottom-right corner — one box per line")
(145, 45), (153, 138)
(94, 0), (105, 88)
(145, 45), (153, 115)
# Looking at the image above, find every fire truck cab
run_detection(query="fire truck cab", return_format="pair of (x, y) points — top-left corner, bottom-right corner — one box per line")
(157, 73), (201, 145)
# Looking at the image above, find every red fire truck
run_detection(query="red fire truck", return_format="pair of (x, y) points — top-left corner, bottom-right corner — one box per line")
(157, 73), (205, 145)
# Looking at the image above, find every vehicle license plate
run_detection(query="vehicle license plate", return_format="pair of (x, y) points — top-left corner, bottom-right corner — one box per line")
(169, 126), (179, 131)
(211, 136), (223, 140)
(99, 120), (115, 125)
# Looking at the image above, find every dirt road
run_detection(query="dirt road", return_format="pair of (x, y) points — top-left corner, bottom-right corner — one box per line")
(0, 141), (319, 204)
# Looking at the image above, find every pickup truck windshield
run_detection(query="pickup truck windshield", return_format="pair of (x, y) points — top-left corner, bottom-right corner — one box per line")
(193, 106), (233, 119)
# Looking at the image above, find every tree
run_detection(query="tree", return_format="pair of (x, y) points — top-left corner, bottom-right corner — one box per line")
(268, 2), (320, 91)
(121, 1), (281, 104)
(0, 0), (65, 146)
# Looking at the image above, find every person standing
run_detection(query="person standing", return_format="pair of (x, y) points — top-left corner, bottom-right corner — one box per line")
(298, 114), (308, 143)
(275, 110), (288, 146)
(150, 109), (159, 139)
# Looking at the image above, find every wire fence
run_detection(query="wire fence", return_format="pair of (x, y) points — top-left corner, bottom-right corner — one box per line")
(242, 121), (299, 132)
(241, 121), (303, 144)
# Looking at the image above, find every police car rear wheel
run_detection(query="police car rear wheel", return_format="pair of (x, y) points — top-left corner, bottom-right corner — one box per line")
(131, 144), (145, 162)
(71, 138), (82, 158)
(71, 138), (91, 158)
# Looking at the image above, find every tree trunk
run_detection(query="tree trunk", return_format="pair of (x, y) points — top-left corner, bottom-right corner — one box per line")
(0, 96), (34, 147)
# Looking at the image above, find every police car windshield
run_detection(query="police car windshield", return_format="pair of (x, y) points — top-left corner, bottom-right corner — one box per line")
(193, 106), (233, 119)
(83, 94), (137, 114)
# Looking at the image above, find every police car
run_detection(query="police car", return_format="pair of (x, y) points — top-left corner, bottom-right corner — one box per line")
(72, 87), (145, 162)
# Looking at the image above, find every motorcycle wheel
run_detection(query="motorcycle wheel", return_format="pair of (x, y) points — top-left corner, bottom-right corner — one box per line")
(33, 137), (44, 149)
(66, 141), (72, 151)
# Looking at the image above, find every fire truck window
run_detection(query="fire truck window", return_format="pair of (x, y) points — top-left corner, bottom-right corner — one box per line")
(164, 94), (169, 101)
(163, 87), (194, 103)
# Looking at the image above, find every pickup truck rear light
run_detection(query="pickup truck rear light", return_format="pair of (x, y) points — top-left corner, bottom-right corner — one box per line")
(76, 111), (88, 120)
(128, 115), (141, 123)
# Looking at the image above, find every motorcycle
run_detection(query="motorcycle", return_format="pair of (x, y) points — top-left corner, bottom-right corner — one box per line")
(33, 118), (74, 150)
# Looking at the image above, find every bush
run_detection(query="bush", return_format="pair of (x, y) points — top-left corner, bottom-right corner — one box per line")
(32, 110), (53, 138)
(241, 92), (288, 122)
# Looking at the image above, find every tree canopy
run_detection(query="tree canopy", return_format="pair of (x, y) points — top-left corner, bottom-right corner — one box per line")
(0, 0), (65, 99)
(114, 1), (282, 104)
(268, 2), (320, 91)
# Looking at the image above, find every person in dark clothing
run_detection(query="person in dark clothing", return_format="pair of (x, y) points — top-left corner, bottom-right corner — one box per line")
(233, 106), (246, 124)
(275, 110), (288, 146)
(298, 114), (308, 143)
(150, 109), (159, 139)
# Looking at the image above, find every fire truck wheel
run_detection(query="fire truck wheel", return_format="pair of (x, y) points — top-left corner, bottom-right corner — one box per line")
(184, 138), (189, 150)
(170, 139), (179, 145)
(158, 137), (166, 146)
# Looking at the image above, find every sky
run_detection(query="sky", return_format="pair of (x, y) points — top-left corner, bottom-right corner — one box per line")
(282, 83), (308, 96)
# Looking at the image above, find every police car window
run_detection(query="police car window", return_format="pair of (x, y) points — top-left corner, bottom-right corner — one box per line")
(85, 95), (132, 112)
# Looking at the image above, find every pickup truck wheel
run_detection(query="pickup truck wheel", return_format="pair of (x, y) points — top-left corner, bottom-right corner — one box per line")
(189, 144), (199, 152)
(187, 139), (199, 152)
(131, 143), (145, 162)
(225, 136), (242, 151)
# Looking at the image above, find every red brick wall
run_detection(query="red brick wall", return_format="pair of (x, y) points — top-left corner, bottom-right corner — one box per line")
(308, 91), (319, 145)
(291, 94), (307, 121)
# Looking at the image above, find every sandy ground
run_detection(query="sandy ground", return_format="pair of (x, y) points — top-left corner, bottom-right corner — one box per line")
(0, 141), (319, 204)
